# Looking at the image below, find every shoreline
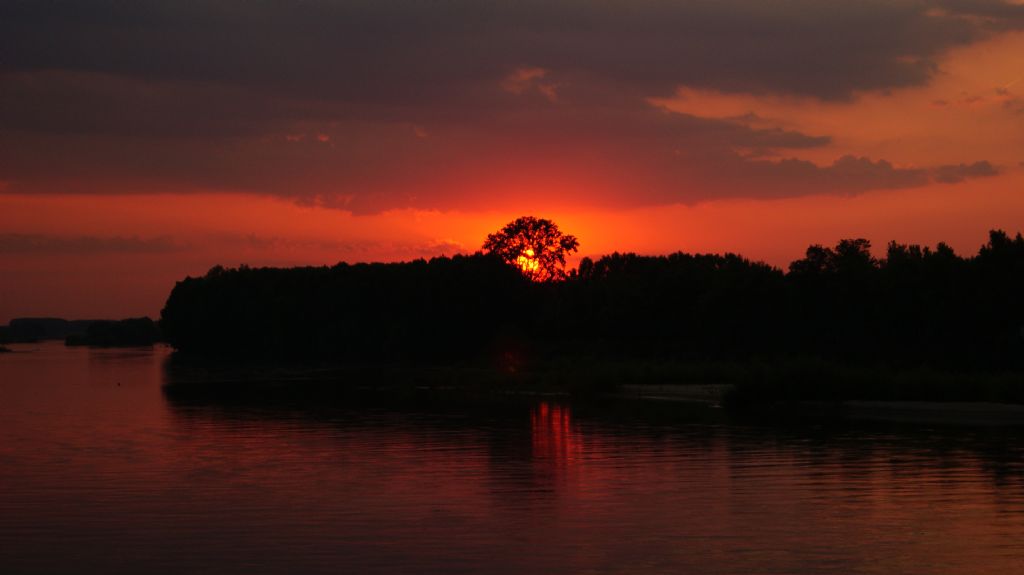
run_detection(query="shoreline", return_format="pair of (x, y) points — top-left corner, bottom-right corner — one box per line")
(162, 369), (1024, 426)
(776, 399), (1024, 426)
(8, 341), (1015, 425)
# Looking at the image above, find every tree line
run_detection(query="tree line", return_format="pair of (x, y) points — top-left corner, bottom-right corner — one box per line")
(160, 230), (1024, 372)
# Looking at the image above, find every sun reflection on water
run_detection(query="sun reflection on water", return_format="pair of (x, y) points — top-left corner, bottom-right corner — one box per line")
(531, 402), (582, 465)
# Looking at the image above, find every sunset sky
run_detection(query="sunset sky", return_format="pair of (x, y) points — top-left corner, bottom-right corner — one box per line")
(2, 0), (1024, 322)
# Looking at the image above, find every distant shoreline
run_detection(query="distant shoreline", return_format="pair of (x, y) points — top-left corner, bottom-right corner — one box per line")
(0, 317), (161, 347)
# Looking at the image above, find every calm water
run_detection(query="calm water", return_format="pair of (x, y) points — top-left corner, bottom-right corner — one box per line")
(2, 343), (1024, 574)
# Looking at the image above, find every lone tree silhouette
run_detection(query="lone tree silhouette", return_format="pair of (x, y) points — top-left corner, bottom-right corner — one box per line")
(483, 216), (579, 281)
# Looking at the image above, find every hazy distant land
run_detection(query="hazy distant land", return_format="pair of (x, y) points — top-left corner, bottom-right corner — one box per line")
(0, 317), (160, 347)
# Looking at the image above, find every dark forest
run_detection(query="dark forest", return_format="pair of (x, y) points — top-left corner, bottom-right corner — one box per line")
(161, 230), (1024, 380)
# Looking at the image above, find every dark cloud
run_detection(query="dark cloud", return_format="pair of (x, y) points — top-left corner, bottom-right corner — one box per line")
(939, 0), (1024, 27)
(4, 0), (1020, 102)
(0, 84), (836, 204)
(723, 155), (930, 197)
(703, 156), (1000, 199)
(0, 71), (306, 139)
(932, 161), (1000, 183)
(0, 95), (1001, 212)
(0, 0), (1019, 211)
(0, 234), (183, 254)
(1003, 95), (1024, 114)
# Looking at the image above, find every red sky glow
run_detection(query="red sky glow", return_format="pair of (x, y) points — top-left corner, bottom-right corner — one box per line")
(2, 2), (1024, 321)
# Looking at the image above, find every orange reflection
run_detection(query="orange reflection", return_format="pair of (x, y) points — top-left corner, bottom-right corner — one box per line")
(531, 402), (582, 465)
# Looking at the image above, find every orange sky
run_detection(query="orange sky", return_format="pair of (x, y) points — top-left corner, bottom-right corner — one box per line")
(2, 4), (1024, 322)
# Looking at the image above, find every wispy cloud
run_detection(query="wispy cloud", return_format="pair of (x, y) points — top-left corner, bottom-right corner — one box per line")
(0, 234), (184, 254)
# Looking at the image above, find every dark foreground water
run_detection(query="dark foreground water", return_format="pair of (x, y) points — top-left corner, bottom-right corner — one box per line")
(2, 343), (1024, 574)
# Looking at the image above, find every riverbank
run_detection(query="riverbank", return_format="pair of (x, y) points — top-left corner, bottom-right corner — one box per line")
(772, 400), (1024, 426)
(161, 354), (1024, 425)
(165, 354), (1024, 399)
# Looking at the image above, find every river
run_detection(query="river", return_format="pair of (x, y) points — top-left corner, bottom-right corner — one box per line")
(2, 342), (1023, 574)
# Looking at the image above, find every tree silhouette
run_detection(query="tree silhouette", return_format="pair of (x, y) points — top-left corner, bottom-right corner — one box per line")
(160, 228), (1024, 378)
(483, 216), (579, 281)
